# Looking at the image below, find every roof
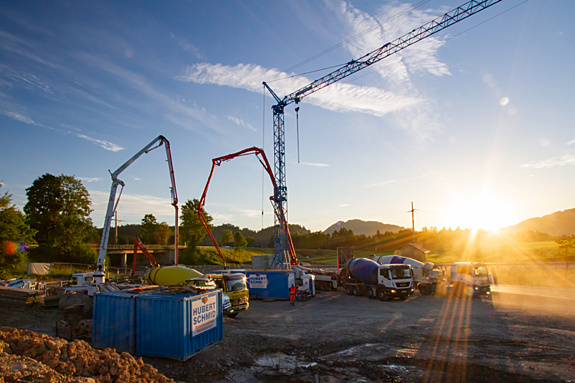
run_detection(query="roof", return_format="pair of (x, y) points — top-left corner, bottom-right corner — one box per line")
(401, 243), (430, 253)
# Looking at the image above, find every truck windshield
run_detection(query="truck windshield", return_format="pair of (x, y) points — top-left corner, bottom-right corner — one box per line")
(390, 267), (412, 280)
(226, 278), (247, 292)
(474, 266), (488, 277)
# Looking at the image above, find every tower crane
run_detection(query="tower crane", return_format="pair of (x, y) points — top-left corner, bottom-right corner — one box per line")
(263, 0), (503, 269)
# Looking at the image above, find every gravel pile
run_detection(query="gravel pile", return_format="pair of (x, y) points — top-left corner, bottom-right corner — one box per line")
(0, 327), (175, 383)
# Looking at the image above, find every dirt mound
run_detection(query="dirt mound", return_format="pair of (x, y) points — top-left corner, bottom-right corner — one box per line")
(0, 327), (174, 383)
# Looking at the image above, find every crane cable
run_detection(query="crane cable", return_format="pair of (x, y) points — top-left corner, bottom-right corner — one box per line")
(282, 0), (432, 75)
(296, 106), (300, 164)
(298, 0), (530, 89)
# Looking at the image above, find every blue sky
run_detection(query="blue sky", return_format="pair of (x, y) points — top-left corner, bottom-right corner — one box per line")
(1, 0), (574, 233)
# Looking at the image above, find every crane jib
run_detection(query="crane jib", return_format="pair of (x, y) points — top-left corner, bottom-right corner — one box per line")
(282, 0), (503, 105)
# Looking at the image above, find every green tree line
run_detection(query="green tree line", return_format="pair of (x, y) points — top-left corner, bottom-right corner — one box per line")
(2, 173), (573, 279)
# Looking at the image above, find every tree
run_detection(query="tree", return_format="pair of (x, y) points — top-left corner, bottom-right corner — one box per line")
(154, 222), (172, 245)
(180, 199), (212, 256)
(140, 214), (172, 245)
(234, 231), (247, 253)
(24, 174), (96, 263)
(220, 229), (233, 247)
(140, 214), (159, 244)
(0, 185), (37, 277)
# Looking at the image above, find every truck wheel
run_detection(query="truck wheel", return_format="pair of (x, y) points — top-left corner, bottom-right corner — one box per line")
(377, 288), (387, 301)
(419, 283), (432, 296)
(367, 288), (376, 299)
(226, 312), (239, 319)
(345, 285), (353, 295)
(352, 286), (359, 296)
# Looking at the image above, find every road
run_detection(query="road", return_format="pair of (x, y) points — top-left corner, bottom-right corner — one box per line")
(491, 284), (575, 318)
(147, 287), (575, 382)
(2, 284), (574, 382)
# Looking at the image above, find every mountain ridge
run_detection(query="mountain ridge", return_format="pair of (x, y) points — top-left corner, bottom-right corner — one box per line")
(506, 208), (575, 236)
(323, 219), (404, 236)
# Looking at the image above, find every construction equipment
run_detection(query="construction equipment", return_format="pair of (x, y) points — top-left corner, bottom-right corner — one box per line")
(69, 136), (178, 293)
(143, 265), (249, 318)
(263, 0), (503, 269)
(131, 238), (157, 275)
(93, 135), (178, 286)
(341, 257), (414, 301)
(374, 255), (491, 297)
(187, 273), (249, 318)
(197, 146), (297, 268)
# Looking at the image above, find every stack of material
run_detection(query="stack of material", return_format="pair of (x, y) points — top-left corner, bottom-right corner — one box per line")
(251, 254), (274, 269)
(98, 283), (120, 293)
(0, 286), (42, 307)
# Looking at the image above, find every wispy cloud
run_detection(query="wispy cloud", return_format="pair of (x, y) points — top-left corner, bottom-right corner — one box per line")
(170, 34), (205, 60)
(79, 177), (102, 183)
(176, 1), (451, 142)
(74, 52), (226, 137)
(178, 63), (421, 118)
(300, 162), (329, 168)
(362, 179), (396, 188)
(339, 204), (350, 208)
(227, 115), (256, 131)
(76, 133), (124, 152)
(567, 139), (575, 146)
(520, 155), (575, 169)
(231, 207), (262, 218)
(339, 1), (450, 82)
(0, 110), (44, 127)
(211, 213), (233, 223)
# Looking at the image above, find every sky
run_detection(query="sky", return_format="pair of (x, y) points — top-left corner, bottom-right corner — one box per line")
(1, 0), (574, 234)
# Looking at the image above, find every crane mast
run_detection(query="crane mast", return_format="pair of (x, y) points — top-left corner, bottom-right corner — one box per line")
(263, 0), (503, 269)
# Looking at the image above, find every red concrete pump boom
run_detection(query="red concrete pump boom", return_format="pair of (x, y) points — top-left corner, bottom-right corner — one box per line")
(197, 147), (297, 268)
(131, 237), (157, 275)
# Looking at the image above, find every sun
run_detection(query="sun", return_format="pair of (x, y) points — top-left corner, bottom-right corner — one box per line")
(448, 195), (513, 231)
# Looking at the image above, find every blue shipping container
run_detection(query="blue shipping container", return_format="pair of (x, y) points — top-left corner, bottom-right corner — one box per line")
(136, 289), (223, 360)
(246, 270), (295, 299)
(92, 291), (137, 353)
(92, 289), (223, 360)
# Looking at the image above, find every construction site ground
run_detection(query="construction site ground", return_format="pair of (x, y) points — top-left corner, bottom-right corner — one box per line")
(2, 286), (575, 382)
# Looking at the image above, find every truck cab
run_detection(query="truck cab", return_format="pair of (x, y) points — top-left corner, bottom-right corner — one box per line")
(376, 264), (415, 300)
(450, 262), (491, 297)
(206, 273), (249, 318)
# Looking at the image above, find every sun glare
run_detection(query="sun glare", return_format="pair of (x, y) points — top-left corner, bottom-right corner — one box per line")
(448, 195), (512, 231)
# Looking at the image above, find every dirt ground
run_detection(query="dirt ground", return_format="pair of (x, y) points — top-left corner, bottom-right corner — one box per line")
(2, 287), (575, 382)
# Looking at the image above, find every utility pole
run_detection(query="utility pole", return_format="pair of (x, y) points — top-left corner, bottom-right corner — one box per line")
(114, 211), (123, 245)
(408, 202), (418, 244)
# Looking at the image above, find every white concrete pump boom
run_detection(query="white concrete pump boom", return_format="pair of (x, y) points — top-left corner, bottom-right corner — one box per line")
(93, 135), (178, 284)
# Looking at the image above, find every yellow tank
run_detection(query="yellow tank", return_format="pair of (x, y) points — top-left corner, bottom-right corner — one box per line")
(145, 265), (203, 285)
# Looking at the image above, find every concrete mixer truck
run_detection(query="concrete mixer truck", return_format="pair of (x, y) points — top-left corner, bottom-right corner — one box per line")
(145, 266), (249, 317)
(341, 258), (414, 301)
(372, 255), (491, 297)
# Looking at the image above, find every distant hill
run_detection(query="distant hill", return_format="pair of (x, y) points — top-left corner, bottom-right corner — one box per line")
(202, 223), (311, 247)
(507, 208), (575, 236)
(324, 219), (404, 236)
